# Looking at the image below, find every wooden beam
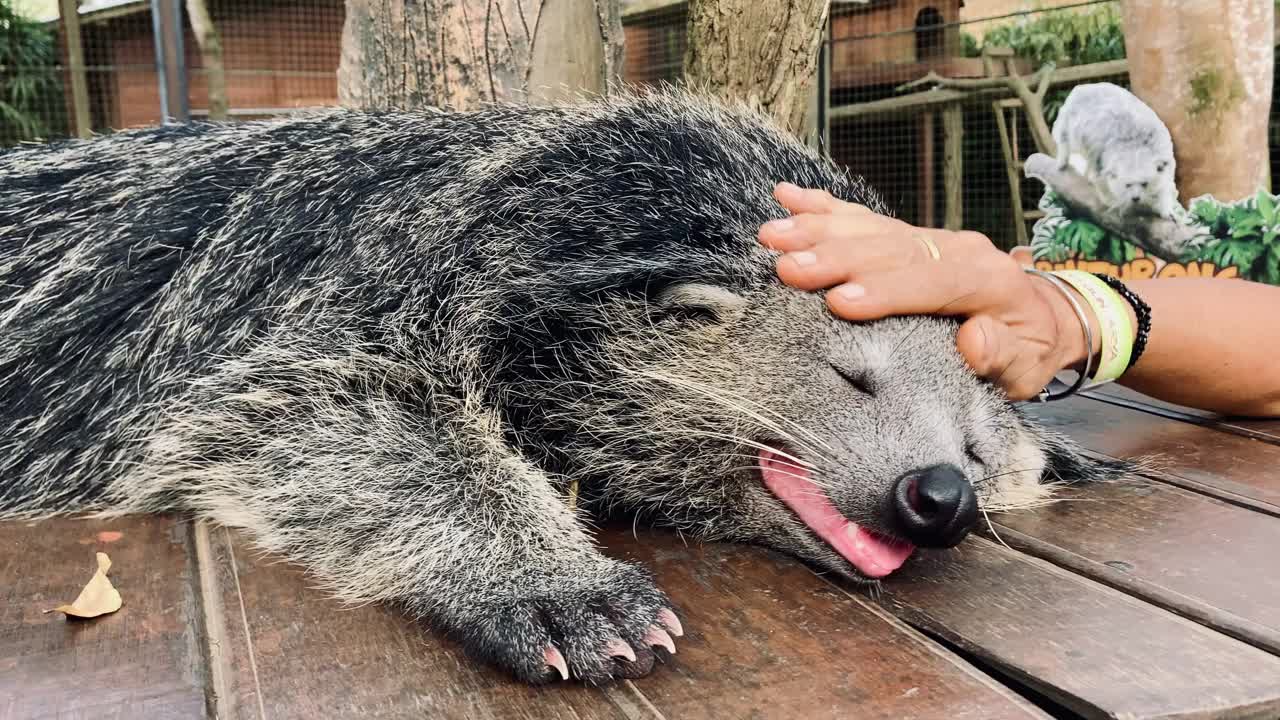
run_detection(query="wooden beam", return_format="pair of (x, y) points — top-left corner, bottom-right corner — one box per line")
(829, 59), (1130, 121)
(58, 0), (91, 139)
(942, 104), (963, 230)
(918, 111), (936, 228)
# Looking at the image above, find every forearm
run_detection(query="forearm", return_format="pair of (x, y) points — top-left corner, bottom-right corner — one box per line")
(1118, 278), (1280, 417)
(1041, 276), (1280, 417)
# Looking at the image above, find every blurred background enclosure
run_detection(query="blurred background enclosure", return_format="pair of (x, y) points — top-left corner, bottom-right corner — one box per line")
(2, 0), (1277, 249)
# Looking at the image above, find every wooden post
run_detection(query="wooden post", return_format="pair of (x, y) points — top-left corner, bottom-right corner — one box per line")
(58, 0), (91, 138)
(150, 0), (189, 123)
(917, 111), (936, 228)
(941, 104), (963, 230)
(185, 0), (227, 121)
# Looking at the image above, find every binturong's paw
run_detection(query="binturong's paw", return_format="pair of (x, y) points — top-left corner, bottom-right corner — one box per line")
(455, 560), (684, 685)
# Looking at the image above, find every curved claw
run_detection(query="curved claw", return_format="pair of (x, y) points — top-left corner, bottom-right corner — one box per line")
(658, 608), (683, 637)
(544, 645), (570, 681)
(604, 637), (637, 663)
(643, 625), (676, 654)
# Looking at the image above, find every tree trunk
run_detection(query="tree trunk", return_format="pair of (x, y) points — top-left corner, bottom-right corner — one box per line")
(185, 0), (228, 121)
(1121, 0), (1274, 202)
(337, 0), (622, 111)
(682, 0), (829, 137)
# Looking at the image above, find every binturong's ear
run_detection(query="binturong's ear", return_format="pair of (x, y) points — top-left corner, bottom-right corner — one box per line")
(651, 283), (749, 325)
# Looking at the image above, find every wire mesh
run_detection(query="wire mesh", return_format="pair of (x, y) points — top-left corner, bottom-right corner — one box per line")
(1, 0), (342, 142)
(1, 0), (1277, 255)
(618, 0), (1277, 251)
(824, 0), (1132, 249)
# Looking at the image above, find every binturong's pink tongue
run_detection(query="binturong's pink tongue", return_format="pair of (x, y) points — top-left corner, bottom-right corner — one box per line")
(758, 450), (914, 579)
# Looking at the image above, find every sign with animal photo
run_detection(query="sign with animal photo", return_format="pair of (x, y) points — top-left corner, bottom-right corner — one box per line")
(1022, 82), (1280, 286)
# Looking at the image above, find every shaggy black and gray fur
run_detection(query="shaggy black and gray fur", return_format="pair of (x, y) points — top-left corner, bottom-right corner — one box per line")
(1, 90), (1112, 684)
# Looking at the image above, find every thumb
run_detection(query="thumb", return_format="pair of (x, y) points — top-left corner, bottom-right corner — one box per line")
(956, 315), (1009, 379)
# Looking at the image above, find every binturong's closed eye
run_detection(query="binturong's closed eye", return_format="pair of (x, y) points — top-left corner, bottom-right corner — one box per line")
(652, 283), (748, 325)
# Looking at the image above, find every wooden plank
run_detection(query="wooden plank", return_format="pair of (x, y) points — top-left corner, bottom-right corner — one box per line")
(878, 537), (1280, 720)
(1023, 395), (1280, 513)
(990, 476), (1280, 655)
(1084, 384), (1280, 445)
(207, 522), (1047, 720)
(201, 524), (640, 720)
(942, 104), (963, 230)
(0, 515), (207, 719)
(600, 529), (1049, 720)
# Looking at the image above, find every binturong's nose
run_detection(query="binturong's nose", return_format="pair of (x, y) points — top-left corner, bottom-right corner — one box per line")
(891, 464), (979, 548)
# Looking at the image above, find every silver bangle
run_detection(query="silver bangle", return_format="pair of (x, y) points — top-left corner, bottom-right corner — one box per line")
(1023, 267), (1095, 402)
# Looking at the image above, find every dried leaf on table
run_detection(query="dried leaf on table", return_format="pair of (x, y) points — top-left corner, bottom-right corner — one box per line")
(44, 552), (123, 618)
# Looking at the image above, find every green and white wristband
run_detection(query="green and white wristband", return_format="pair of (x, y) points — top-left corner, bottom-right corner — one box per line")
(1051, 270), (1135, 386)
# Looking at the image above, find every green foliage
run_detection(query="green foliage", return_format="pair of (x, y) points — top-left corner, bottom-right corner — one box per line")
(963, 4), (1127, 122)
(1188, 191), (1280, 284)
(973, 4), (1126, 67)
(1032, 190), (1280, 285)
(0, 0), (63, 144)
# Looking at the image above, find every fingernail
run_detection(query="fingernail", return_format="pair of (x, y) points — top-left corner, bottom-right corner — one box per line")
(834, 283), (866, 301)
(777, 181), (800, 192)
(765, 218), (795, 233)
(788, 251), (817, 267)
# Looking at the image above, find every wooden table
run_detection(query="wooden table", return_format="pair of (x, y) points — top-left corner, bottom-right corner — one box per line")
(4, 388), (1280, 720)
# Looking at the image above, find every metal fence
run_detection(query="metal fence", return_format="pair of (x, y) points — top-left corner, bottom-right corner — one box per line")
(2, 0), (1277, 250)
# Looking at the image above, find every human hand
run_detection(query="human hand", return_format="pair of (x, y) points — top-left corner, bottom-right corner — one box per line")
(758, 182), (1099, 401)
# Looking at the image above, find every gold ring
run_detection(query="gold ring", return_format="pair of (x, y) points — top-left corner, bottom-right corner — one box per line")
(916, 233), (941, 261)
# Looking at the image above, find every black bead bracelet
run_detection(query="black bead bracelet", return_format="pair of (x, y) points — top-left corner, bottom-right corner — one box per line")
(1091, 273), (1151, 371)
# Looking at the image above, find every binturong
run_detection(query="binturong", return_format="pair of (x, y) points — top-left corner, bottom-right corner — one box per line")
(1052, 82), (1180, 218)
(0, 89), (1122, 684)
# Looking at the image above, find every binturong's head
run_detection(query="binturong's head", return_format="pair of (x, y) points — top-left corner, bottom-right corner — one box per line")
(1097, 142), (1177, 216)
(557, 279), (1118, 583)
(481, 89), (1124, 582)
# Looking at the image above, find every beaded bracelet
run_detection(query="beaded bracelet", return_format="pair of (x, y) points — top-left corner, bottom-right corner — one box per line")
(1091, 273), (1152, 371)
